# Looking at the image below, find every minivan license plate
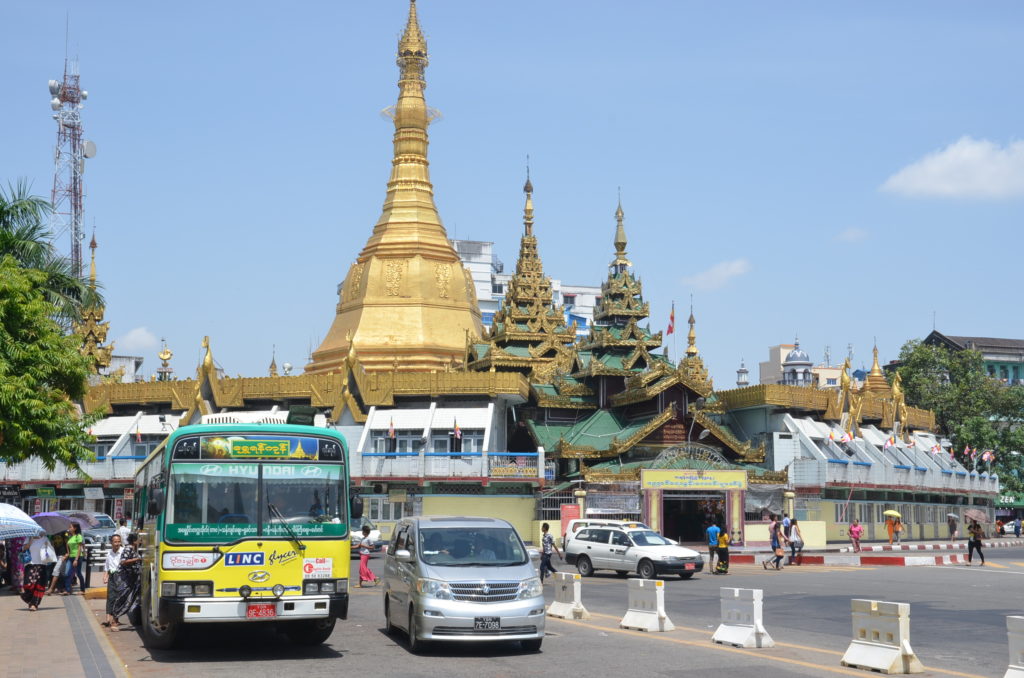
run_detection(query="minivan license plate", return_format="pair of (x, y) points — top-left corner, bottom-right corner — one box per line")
(684, 563), (695, 570)
(474, 617), (500, 630)
(247, 603), (276, 619)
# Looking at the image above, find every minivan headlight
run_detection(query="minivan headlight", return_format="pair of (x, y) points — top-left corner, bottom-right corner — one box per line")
(518, 577), (543, 600)
(415, 578), (452, 600)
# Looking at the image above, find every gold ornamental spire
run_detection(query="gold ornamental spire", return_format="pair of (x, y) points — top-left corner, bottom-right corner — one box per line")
(73, 232), (114, 373)
(863, 343), (891, 394)
(523, 168), (534, 236)
(88, 231), (98, 287)
(680, 303), (712, 388)
(308, 1), (482, 374)
(686, 304), (698, 357)
(612, 193), (630, 268)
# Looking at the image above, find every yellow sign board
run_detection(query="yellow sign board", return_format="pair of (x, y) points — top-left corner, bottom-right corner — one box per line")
(640, 469), (748, 491)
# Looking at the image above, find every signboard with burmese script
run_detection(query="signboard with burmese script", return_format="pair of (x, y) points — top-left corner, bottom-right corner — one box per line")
(640, 469), (748, 491)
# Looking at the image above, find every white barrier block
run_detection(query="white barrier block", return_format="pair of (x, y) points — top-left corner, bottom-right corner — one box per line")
(1005, 615), (1024, 678)
(619, 579), (674, 632)
(841, 599), (923, 674)
(546, 572), (590, 620)
(712, 587), (774, 648)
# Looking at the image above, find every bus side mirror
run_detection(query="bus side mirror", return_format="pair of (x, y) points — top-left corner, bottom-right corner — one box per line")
(148, 488), (165, 515)
(351, 495), (364, 521)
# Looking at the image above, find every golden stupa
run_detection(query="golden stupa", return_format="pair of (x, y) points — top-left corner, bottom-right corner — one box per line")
(307, 0), (482, 374)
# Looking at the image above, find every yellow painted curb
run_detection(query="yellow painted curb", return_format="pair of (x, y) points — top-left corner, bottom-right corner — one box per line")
(84, 587), (107, 600)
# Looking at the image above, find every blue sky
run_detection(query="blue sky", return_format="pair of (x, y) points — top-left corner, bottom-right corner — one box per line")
(4, 1), (1023, 386)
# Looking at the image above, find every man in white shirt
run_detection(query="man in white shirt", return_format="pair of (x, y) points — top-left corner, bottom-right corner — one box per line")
(116, 519), (130, 545)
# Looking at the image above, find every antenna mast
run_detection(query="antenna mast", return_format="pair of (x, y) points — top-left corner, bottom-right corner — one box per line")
(48, 57), (95, 278)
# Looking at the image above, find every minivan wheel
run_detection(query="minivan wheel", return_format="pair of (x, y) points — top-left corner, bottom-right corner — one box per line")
(384, 595), (394, 635)
(576, 555), (593, 577)
(521, 637), (543, 652)
(408, 607), (428, 653)
(637, 559), (656, 580)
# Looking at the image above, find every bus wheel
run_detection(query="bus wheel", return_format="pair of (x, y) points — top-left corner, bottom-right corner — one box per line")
(286, 617), (336, 646)
(141, 591), (181, 650)
(128, 603), (142, 627)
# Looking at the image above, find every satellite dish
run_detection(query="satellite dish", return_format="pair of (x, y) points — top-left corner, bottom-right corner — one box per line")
(282, 362), (293, 375)
(50, 97), (61, 111)
(48, 79), (61, 95)
(83, 140), (97, 158)
(81, 90), (88, 100)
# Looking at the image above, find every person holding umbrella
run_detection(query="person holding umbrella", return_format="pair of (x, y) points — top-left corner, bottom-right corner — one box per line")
(947, 514), (959, 543)
(966, 520), (985, 566)
(0, 503), (49, 595)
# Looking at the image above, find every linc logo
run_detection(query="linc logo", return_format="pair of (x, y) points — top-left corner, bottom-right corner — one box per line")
(225, 552), (265, 567)
(248, 570), (270, 583)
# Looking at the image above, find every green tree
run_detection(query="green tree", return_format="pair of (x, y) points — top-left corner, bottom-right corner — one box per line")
(896, 339), (1024, 493)
(0, 179), (100, 327)
(0, 256), (97, 473)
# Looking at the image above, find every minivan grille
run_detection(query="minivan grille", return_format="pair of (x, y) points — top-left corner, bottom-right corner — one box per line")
(449, 581), (520, 603)
(432, 625), (537, 636)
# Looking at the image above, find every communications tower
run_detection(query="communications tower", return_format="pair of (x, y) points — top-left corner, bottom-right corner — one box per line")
(48, 59), (95, 278)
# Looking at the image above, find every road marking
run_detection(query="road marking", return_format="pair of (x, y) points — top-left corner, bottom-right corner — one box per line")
(982, 562), (1008, 569)
(1012, 562), (1024, 567)
(576, 611), (989, 677)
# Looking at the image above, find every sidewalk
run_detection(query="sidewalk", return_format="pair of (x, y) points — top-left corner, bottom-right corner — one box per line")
(705, 537), (1024, 567)
(0, 578), (127, 678)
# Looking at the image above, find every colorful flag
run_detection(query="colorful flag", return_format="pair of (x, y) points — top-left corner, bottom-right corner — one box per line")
(930, 444), (941, 455)
(981, 449), (995, 463)
(840, 432), (852, 444)
(884, 435), (895, 449)
(454, 419), (462, 440)
(969, 447), (977, 460)
(666, 302), (676, 335)
(389, 418), (396, 439)
(828, 430), (835, 443)
(135, 425), (142, 443)
(963, 444), (970, 457)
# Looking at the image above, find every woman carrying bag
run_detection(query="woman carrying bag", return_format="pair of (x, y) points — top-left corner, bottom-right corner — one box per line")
(21, 534), (56, 611)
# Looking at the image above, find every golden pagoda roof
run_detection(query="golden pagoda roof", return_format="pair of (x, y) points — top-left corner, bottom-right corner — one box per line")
(862, 345), (891, 394)
(307, 0), (482, 375)
(73, 233), (114, 372)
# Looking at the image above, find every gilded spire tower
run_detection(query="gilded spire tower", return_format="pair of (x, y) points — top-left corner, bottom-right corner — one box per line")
(307, 1), (482, 374)
(73, 233), (114, 373)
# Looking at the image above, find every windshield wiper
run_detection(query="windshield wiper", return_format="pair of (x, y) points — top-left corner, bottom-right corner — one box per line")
(267, 502), (306, 551)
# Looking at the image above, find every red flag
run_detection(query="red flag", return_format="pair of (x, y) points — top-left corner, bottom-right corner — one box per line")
(135, 427), (142, 443)
(666, 302), (675, 335)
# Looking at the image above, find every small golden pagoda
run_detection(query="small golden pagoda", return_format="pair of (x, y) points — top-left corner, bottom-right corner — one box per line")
(307, 0), (482, 375)
(679, 306), (713, 391)
(468, 175), (576, 381)
(861, 345), (891, 394)
(73, 234), (114, 373)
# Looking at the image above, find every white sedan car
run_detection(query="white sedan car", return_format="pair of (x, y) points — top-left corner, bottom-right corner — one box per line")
(565, 524), (704, 579)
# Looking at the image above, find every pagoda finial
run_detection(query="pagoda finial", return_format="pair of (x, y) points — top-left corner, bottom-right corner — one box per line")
(611, 191), (631, 269)
(686, 300), (698, 357)
(88, 229), (98, 287)
(269, 345), (279, 377)
(523, 159), (534, 236)
(399, 0), (427, 65)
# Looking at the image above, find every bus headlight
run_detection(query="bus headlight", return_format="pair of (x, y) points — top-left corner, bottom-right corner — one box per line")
(320, 581), (336, 593)
(161, 582), (176, 597)
(194, 584), (212, 596)
(272, 584), (285, 597)
(304, 582), (319, 594)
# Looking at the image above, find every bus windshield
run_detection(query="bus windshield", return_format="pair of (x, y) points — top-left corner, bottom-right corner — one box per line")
(165, 461), (347, 543)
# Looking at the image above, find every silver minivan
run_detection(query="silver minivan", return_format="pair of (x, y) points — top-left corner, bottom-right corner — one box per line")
(381, 516), (546, 652)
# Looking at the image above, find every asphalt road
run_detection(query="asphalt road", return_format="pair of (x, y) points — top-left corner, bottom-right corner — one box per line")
(93, 547), (1024, 678)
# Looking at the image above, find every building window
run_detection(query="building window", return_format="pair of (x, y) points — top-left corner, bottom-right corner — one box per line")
(370, 430), (424, 458)
(563, 294), (576, 308)
(491, 282), (504, 295)
(826, 378), (837, 386)
(366, 496), (404, 522)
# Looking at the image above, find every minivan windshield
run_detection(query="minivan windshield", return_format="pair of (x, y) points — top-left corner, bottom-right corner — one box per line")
(419, 527), (527, 566)
(628, 530), (675, 546)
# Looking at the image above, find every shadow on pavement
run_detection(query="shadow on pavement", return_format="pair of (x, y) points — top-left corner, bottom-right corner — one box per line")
(117, 623), (345, 663)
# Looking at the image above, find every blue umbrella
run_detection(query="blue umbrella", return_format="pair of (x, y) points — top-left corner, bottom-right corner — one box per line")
(0, 502), (45, 540)
(31, 511), (73, 535)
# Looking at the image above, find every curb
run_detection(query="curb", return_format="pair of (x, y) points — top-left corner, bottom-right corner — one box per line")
(68, 594), (131, 678)
(731, 552), (970, 567)
(838, 539), (1024, 553)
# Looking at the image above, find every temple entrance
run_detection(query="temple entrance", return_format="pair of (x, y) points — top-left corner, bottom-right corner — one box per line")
(661, 492), (726, 544)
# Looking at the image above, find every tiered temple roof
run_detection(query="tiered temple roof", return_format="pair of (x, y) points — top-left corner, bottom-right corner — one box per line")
(74, 234), (114, 373)
(468, 177), (577, 382)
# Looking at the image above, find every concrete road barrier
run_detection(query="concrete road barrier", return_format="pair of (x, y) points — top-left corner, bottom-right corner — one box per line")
(840, 599), (923, 674)
(546, 571), (590, 620)
(712, 587), (774, 648)
(1005, 615), (1024, 678)
(619, 579), (674, 633)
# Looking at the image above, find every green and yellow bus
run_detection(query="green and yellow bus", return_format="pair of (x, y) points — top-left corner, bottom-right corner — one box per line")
(133, 419), (360, 649)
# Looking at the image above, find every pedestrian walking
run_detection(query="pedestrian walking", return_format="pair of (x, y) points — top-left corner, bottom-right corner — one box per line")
(8, 536), (26, 593)
(103, 533), (125, 629)
(705, 520), (721, 572)
(64, 523), (87, 595)
(948, 515), (959, 543)
(539, 522), (562, 581)
(111, 534), (142, 624)
(714, 530), (730, 574)
(762, 515), (787, 570)
(116, 519), (130, 546)
(0, 541), (7, 589)
(893, 518), (903, 545)
(885, 516), (895, 545)
(849, 519), (863, 553)
(1015, 517), (1022, 539)
(966, 521), (985, 566)
(788, 519), (804, 565)
(357, 525), (379, 587)
(20, 534), (54, 611)
(46, 529), (70, 595)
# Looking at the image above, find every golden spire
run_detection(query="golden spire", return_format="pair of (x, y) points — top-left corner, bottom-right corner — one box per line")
(308, 1), (482, 374)
(612, 192), (631, 269)
(863, 343), (890, 393)
(523, 166), (534, 236)
(686, 303), (698, 357)
(73, 231), (114, 373)
(269, 345), (278, 377)
(88, 231), (98, 288)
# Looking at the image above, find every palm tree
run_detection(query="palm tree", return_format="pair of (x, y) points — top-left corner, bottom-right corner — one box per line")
(0, 179), (100, 327)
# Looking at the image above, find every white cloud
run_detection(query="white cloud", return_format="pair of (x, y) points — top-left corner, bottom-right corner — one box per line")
(683, 258), (751, 291)
(881, 136), (1024, 199)
(836, 227), (869, 243)
(116, 327), (159, 354)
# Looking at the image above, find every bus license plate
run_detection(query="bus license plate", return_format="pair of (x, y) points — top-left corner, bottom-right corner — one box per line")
(474, 617), (500, 630)
(684, 563), (695, 570)
(247, 603), (277, 619)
